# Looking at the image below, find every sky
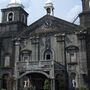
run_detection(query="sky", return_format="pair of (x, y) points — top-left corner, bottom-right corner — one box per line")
(0, 0), (82, 24)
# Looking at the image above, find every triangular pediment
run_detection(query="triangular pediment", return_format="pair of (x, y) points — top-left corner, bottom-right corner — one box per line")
(18, 15), (81, 38)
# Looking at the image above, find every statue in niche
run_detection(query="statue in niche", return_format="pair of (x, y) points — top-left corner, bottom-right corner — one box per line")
(45, 36), (51, 49)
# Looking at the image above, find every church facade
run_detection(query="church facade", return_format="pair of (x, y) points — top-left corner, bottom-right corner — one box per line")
(0, 0), (90, 90)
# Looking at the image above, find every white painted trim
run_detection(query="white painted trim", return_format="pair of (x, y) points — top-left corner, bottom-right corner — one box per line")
(7, 11), (14, 22)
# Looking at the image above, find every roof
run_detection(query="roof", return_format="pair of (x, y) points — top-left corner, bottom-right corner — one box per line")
(17, 15), (81, 39)
(0, 15), (82, 39)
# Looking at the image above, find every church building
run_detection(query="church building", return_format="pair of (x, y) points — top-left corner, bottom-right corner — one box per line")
(0, 0), (90, 90)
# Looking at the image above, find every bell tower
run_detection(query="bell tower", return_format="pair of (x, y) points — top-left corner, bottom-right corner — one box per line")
(44, 0), (54, 15)
(79, 0), (90, 27)
(1, 0), (28, 25)
(0, 1), (29, 90)
(8, 0), (24, 8)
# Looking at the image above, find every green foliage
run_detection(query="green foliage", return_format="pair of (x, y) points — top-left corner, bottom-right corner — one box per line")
(27, 85), (36, 90)
(79, 87), (88, 90)
(43, 79), (50, 90)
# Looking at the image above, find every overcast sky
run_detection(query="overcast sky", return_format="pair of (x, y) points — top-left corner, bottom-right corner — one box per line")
(0, 0), (82, 24)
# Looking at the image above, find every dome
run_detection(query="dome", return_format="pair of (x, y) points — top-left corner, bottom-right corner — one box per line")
(45, 0), (53, 7)
(8, 0), (24, 8)
(45, 0), (52, 4)
(9, 0), (21, 4)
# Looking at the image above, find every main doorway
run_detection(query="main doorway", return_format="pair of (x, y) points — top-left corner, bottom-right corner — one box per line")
(18, 72), (50, 90)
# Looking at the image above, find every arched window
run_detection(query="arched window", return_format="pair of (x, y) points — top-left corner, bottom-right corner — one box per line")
(46, 8), (51, 14)
(7, 12), (14, 22)
(4, 54), (10, 67)
(44, 49), (52, 60)
(20, 50), (32, 62)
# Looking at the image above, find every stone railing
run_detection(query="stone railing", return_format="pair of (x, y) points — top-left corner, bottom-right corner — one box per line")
(17, 60), (54, 72)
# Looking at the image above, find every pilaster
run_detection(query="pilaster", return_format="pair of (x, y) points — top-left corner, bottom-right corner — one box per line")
(77, 32), (88, 89)
(14, 39), (20, 90)
(31, 36), (40, 61)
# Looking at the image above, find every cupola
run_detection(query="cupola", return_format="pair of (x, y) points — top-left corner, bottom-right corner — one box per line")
(8, 0), (24, 8)
(44, 0), (54, 15)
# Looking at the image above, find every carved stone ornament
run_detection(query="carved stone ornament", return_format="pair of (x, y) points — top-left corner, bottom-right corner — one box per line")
(44, 20), (52, 28)
(45, 36), (51, 49)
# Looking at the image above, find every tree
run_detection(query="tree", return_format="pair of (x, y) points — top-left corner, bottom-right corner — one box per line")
(43, 79), (50, 90)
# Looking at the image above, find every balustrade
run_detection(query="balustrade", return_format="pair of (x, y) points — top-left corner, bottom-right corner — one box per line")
(17, 60), (54, 71)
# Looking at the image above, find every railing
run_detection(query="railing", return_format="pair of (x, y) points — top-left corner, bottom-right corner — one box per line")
(17, 60), (54, 72)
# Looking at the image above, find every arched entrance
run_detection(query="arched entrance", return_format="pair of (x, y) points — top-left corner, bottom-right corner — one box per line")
(18, 72), (50, 90)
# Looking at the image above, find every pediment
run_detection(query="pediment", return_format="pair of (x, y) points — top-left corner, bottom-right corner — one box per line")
(19, 15), (81, 38)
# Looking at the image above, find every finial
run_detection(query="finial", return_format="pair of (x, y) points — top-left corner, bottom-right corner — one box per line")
(44, 0), (54, 15)
(8, 0), (24, 8)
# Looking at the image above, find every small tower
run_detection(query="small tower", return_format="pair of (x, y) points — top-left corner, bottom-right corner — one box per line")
(44, 0), (54, 15)
(8, 0), (24, 8)
(1, 0), (28, 25)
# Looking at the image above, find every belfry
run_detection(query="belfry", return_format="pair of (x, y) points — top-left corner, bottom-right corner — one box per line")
(44, 0), (54, 15)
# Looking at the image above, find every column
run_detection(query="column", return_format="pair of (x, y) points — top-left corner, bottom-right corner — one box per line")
(51, 79), (55, 90)
(50, 60), (55, 90)
(77, 32), (88, 89)
(0, 75), (2, 90)
(56, 34), (65, 64)
(14, 40), (20, 90)
(0, 40), (2, 90)
(31, 37), (39, 61)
